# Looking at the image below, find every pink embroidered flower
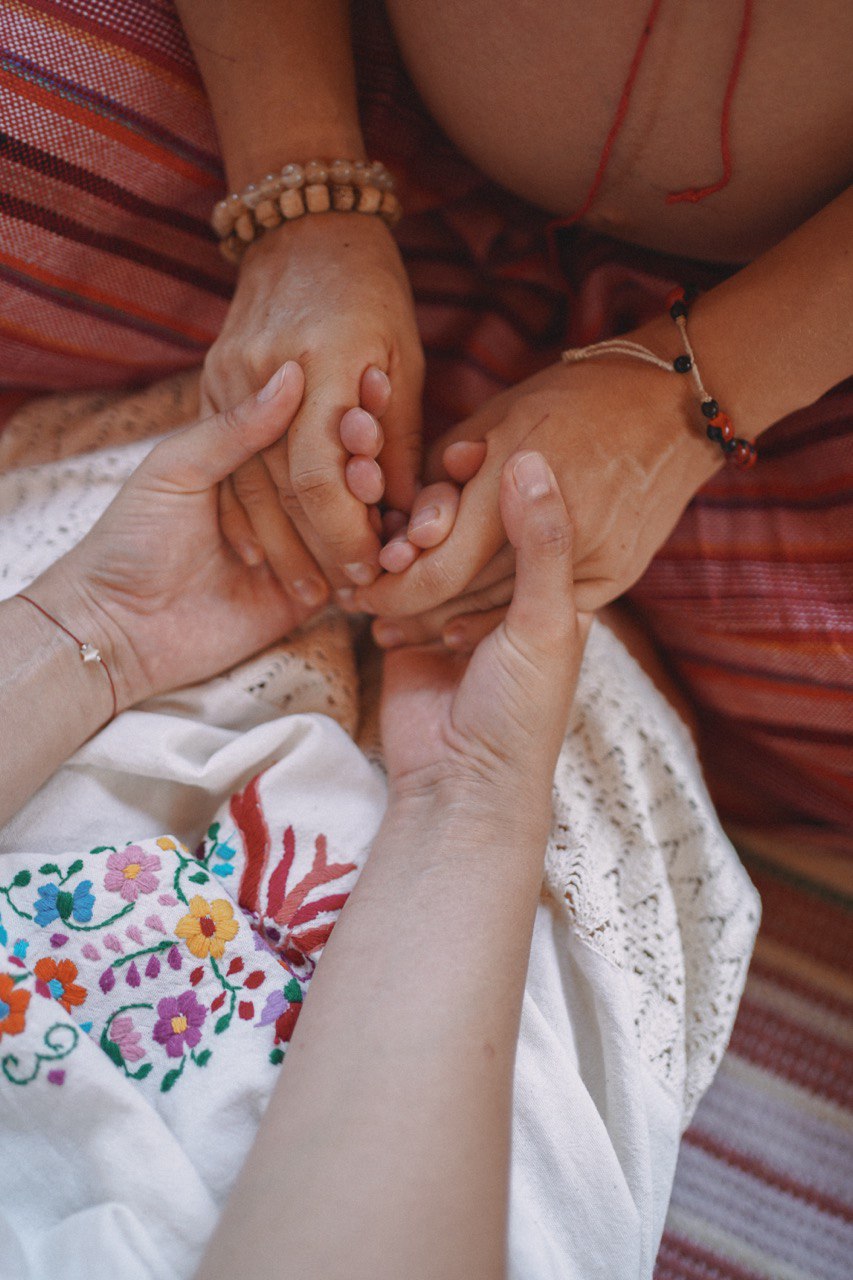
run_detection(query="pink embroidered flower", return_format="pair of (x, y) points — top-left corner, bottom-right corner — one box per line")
(109, 1014), (146, 1063)
(152, 990), (207, 1058)
(104, 847), (161, 901)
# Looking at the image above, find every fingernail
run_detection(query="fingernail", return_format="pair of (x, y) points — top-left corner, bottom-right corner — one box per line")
(368, 366), (391, 395)
(336, 587), (356, 608)
(408, 505), (440, 535)
(344, 562), (376, 586)
(240, 542), (264, 567)
(257, 360), (299, 403)
(291, 577), (327, 607)
(374, 623), (404, 648)
(443, 627), (466, 649)
(513, 451), (552, 499)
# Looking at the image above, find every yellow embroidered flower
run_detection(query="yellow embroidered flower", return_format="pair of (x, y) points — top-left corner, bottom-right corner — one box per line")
(174, 896), (239, 960)
(156, 837), (177, 851)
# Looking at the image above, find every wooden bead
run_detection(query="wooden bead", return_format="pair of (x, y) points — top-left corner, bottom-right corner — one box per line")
(235, 211), (255, 243)
(242, 183), (262, 210)
(211, 199), (234, 237)
(380, 191), (402, 224)
(304, 183), (331, 213)
(709, 411), (734, 443)
(279, 188), (306, 219)
(332, 184), (356, 211)
(280, 163), (305, 190)
(357, 185), (382, 214)
(303, 160), (328, 184)
(352, 161), (370, 186)
(330, 159), (354, 184)
(255, 199), (281, 228)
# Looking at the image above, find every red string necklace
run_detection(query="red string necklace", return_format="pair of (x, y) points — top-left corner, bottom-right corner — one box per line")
(552, 0), (754, 232)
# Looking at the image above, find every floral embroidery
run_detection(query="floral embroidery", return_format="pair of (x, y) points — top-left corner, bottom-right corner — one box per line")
(2, 1022), (78, 1086)
(33, 958), (87, 1013)
(0, 972), (30, 1039)
(153, 991), (207, 1058)
(34, 879), (95, 927)
(257, 977), (303, 1045)
(109, 1014), (146, 1063)
(175, 896), (239, 960)
(104, 847), (161, 902)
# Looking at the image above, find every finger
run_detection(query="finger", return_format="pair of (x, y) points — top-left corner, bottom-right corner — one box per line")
(340, 407), (384, 458)
(443, 606), (508, 651)
(219, 478), (264, 567)
(378, 531), (420, 575)
(345, 455), (385, 505)
(372, 575), (515, 648)
(278, 365), (382, 585)
(500, 451), (579, 659)
(359, 364), (392, 418)
(406, 481), (462, 549)
(146, 361), (305, 491)
(368, 504), (383, 537)
(230, 454), (329, 610)
(442, 440), (488, 485)
(382, 509), (408, 539)
(352, 461), (506, 617)
(376, 360), (423, 514)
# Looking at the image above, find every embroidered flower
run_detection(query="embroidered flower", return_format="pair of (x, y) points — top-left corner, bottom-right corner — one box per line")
(257, 978), (303, 1044)
(34, 880), (95, 927)
(0, 972), (30, 1038)
(109, 1014), (146, 1063)
(152, 991), (207, 1058)
(104, 847), (161, 901)
(33, 957), (87, 1012)
(175, 896), (239, 960)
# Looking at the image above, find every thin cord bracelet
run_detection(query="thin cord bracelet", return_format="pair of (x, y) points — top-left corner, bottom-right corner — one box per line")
(15, 592), (118, 721)
(211, 159), (402, 264)
(561, 286), (758, 469)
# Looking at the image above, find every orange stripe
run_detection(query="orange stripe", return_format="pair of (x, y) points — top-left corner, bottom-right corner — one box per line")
(0, 70), (218, 190)
(0, 248), (218, 346)
(0, 313), (181, 369)
(679, 659), (853, 701)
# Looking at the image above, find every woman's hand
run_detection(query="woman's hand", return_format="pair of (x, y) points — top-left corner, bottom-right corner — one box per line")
(33, 362), (326, 712)
(348, 318), (723, 636)
(381, 450), (591, 824)
(201, 214), (425, 587)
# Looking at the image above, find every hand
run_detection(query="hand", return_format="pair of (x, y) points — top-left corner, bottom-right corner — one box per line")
(202, 214), (425, 587)
(33, 362), (326, 712)
(380, 451), (591, 824)
(350, 318), (723, 632)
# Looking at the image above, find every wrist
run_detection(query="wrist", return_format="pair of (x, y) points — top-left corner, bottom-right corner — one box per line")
(384, 777), (553, 855)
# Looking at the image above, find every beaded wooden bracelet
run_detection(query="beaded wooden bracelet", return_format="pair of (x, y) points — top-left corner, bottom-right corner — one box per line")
(211, 159), (402, 263)
(561, 286), (757, 468)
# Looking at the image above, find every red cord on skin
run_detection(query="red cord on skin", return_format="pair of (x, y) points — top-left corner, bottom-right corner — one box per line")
(666, 0), (754, 204)
(549, 0), (752, 237)
(15, 591), (118, 720)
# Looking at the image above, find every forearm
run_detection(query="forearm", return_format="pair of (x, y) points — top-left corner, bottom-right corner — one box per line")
(0, 579), (116, 827)
(199, 793), (549, 1280)
(175, 0), (365, 188)
(643, 185), (853, 447)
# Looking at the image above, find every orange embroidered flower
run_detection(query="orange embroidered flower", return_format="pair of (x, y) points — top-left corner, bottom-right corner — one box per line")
(33, 957), (88, 1012)
(174, 896), (239, 960)
(0, 972), (30, 1039)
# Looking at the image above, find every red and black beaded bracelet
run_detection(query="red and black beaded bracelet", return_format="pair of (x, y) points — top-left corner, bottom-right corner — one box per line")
(561, 286), (758, 469)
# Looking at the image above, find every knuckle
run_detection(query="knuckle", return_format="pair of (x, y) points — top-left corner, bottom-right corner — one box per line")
(532, 516), (573, 559)
(290, 464), (341, 507)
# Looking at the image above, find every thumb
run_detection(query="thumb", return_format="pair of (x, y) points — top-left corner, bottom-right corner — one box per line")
(500, 450), (590, 684)
(144, 361), (305, 492)
(376, 376), (423, 514)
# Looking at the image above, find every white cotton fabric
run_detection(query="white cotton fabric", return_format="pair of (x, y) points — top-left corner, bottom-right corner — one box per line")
(0, 386), (759, 1279)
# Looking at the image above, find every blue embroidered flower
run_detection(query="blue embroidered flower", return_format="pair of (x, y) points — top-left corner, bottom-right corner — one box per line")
(211, 838), (237, 879)
(12, 939), (28, 960)
(34, 880), (96, 927)
(0, 910), (7, 948)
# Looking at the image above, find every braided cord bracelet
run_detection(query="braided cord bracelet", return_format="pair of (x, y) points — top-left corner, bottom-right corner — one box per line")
(562, 286), (757, 469)
(211, 159), (402, 263)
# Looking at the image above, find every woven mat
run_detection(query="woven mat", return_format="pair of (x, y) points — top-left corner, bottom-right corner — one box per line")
(655, 832), (853, 1280)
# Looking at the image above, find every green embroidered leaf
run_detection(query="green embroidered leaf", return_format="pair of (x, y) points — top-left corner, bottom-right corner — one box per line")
(269, 1048), (285, 1066)
(160, 1067), (182, 1093)
(100, 1033), (124, 1069)
(12, 870), (31, 887)
(57, 890), (74, 921)
(283, 978), (303, 1004)
(194, 1049), (212, 1068)
(133, 1062), (153, 1080)
(38, 863), (61, 877)
(214, 1013), (231, 1035)
(207, 822), (221, 842)
(89, 846), (114, 856)
(188, 872), (209, 885)
(67, 859), (84, 878)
